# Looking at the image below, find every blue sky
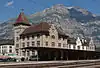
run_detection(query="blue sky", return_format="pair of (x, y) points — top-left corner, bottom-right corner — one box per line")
(0, 0), (100, 22)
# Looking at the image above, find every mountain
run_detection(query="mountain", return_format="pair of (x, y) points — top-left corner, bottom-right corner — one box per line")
(0, 4), (100, 47)
(0, 18), (15, 40)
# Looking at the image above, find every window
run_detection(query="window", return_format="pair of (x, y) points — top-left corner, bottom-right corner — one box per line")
(52, 42), (55, 46)
(22, 43), (25, 47)
(73, 45), (76, 49)
(27, 51), (30, 56)
(27, 42), (30, 47)
(58, 43), (61, 47)
(22, 51), (25, 56)
(2, 50), (7, 55)
(32, 35), (34, 39)
(37, 34), (40, 38)
(9, 46), (12, 48)
(45, 42), (48, 46)
(16, 37), (19, 41)
(59, 38), (62, 40)
(52, 28), (55, 32)
(32, 41), (35, 46)
(37, 41), (40, 46)
(32, 51), (35, 55)
(46, 35), (48, 38)
(82, 46), (84, 49)
(77, 46), (80, 50)
(16, 49), (19, 55)
(27, 36), (29, 40)
(16, 44), (19, 48)
(51, 35), (55, 39)
(69, 45), (71, 48)
(9, 50), (12, 53)
(92, 47), (94, 49)
(22, 37), (25, 41)
(63, 44), (66, 47)
(3, 46), (7, 48)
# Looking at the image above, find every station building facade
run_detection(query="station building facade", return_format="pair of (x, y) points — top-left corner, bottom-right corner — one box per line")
(14, 11), (96, 60)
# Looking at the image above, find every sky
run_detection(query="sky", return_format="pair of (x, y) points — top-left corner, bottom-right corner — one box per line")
(0, 0), (100, 22)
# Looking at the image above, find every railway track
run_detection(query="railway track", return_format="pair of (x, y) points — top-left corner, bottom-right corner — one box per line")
(0, 60), (100, 68)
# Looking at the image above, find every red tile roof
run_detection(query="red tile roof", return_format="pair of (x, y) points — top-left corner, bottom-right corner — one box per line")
(21, 22), (51, 35)
(14, 12), (30, 26)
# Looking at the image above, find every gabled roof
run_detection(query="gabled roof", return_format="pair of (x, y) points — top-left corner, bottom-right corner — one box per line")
(21, 22), (69, 37)
(14, 12), (31, 26)
(21, 22), (51, 35)
(67, 37), (76, 44)
(81, 38), (90, 46)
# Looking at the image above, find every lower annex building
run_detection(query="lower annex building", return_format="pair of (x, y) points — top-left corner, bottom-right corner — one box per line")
(14, 11), (96, 60)
(0, 40), (15, 56)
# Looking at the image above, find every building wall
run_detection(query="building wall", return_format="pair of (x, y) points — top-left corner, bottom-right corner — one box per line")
(0, 45), (15, 55)
(14, 24), (95, 58)
(75, 37), (95, 51)
(14, 25), (29, 56)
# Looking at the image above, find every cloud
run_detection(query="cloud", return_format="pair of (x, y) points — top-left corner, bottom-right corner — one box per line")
(5, 1), (14, 7)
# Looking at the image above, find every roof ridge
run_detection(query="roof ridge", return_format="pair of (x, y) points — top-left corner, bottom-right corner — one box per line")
(14, 12), (30, 26)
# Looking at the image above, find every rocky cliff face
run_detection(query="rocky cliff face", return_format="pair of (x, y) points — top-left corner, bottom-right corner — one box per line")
(0, 4), (100, 47)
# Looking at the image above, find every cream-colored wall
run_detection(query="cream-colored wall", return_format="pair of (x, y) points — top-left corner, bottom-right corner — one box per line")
(14, 24), (95, 57)
(76, 37), (95, 51)
(0, 45), (15, 55)
(20, 24), (96, 52)
(14, 25), (29, 56)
